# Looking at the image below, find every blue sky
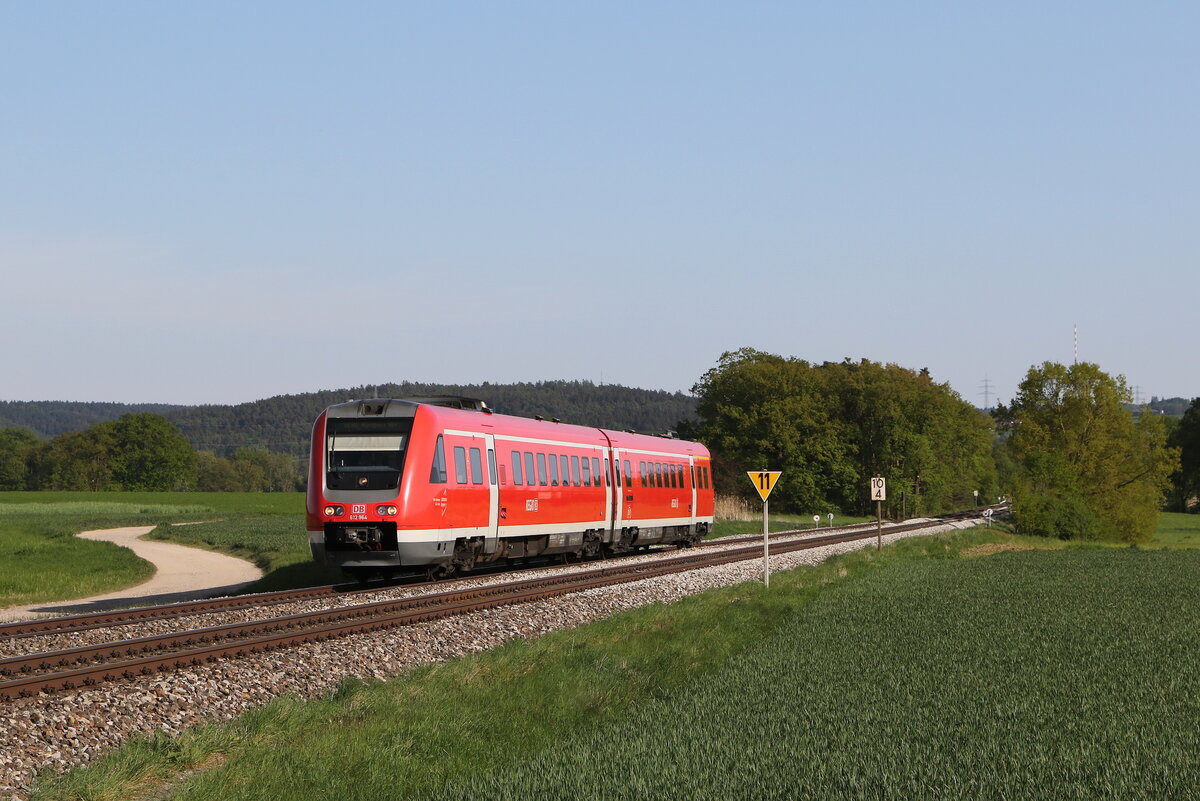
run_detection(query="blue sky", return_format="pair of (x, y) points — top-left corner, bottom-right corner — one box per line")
(2, 2), (1196, 407)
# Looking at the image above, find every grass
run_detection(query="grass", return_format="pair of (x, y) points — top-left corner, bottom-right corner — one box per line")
(0, 493), (304, 608)
(31, 527), (1200, 800)
(1149, 511), (1200, 547)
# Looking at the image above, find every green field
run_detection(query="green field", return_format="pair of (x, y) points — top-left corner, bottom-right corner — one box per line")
(0, 493), (303, 608)
(1150, 511), (1200, 547)
(30, 528), (1200, 800)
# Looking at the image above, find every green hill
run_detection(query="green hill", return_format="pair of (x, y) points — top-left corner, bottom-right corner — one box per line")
(1, 381), (698, 456)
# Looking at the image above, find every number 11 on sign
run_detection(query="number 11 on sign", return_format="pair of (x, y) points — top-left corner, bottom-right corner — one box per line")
(747, 471), (782, 587)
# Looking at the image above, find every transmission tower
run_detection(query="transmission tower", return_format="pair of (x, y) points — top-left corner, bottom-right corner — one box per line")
(979, 377), (995, 410)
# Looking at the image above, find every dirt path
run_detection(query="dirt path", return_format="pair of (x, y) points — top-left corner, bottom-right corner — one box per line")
(0, 526), (264, 622)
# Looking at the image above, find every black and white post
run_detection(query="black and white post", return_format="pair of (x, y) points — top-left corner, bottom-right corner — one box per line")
(871, 476), (886, 550)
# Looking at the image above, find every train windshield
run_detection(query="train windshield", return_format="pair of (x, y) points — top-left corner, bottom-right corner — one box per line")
(326, 417), (414, 491)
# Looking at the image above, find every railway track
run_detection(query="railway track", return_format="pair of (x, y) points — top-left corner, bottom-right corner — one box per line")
(0, 509), (985, 641)
(0, 510), (1001, 703)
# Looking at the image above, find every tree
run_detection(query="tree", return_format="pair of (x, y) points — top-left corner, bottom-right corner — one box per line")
(35, 426), (118, 490)
(1007, 362), (1178, 542)
(230, 446), (301, 491)
(691, 349), (855, 512)
(108, 414), (198, 491)
(1168, 398), (1200, 512)
(0, 428), (40, 490)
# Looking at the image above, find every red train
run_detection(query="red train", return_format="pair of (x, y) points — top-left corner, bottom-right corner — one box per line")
(307, 397), (715, 580)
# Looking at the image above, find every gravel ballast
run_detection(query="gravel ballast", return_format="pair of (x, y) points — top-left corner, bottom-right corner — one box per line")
(0, 520), (978, 799)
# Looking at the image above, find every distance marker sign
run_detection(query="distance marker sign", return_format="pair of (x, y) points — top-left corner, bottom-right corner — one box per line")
(870, 476), (886, 502)
(747, 471), (782, 502)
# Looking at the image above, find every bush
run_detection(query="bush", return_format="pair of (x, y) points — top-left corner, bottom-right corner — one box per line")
(1015, 493), (1112, 541)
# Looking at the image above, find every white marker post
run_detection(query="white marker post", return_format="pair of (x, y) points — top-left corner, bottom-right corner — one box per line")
(747, 471), (782, 587)
(870, 476), (886, 550)
(813, 514), (820, 529)
(827, 512), (835, 527)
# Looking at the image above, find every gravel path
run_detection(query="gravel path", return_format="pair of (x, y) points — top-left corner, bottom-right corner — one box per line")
(0, 527), (263, 624)
(0, 519), (979, 799)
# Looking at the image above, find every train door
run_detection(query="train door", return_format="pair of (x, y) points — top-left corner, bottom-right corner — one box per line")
(484, 433), (499, 554)
(610, 448), (624, 543)
(688, 455), (698, 527)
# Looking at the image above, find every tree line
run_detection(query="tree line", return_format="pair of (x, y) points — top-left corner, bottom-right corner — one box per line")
(0, 414), (300, 492)
(690, 349), (1194, 543)
(685, 349), (998, 517)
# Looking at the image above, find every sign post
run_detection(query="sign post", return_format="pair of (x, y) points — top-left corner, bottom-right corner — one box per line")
(870, 476), (886, 550)
(813, 515), (820, 529)
(747, 471), (782, 587)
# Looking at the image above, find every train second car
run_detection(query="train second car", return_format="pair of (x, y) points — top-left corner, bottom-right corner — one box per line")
(306, 397), (715, 580)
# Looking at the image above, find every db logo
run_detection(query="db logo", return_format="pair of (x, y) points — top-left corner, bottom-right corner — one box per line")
(352, 504), (367, 515)
(525, 499), (539, 512)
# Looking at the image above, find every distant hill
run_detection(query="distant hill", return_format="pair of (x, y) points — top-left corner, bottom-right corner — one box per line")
(0, 381), (699, 456)
(0, 401), (182, 438)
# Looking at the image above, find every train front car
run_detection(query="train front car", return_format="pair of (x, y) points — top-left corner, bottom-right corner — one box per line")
(307, 399), (420, 580)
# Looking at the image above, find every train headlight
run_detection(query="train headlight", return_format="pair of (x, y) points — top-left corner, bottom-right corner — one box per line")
(324, 505), (344, 516)
(376, 505), (397, 516)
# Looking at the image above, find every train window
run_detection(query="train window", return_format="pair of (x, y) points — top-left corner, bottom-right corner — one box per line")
(488, 449), (497, 485)
(511, 451), (523, 485)
(454, 446), (468, 484)
(623, 460), (632, 486)
(691, 465), (697, 488)
(570, 455), (581, 486)
(668, 464), (676, 488)
(703, 466), (710, 489)
(581, 457), (591, 486)
(656, 463), (664, 488)
(469, 448), (483, 485)
(549, 453), (560, 486)
(592, 457), (602, 486)
(429, 435), (448, 484)
(607, 458), (615, 487)
(639, 461), (647, 487)
(560, 455), (570, 485)
(524, 452), (536, 487)
(537, 453), (548, 486)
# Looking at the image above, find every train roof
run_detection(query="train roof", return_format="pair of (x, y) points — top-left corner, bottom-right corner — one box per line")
(321, 397), (709, 457)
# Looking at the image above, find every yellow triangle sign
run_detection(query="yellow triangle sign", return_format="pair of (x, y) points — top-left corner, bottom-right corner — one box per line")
(747, 470), (782, 501)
